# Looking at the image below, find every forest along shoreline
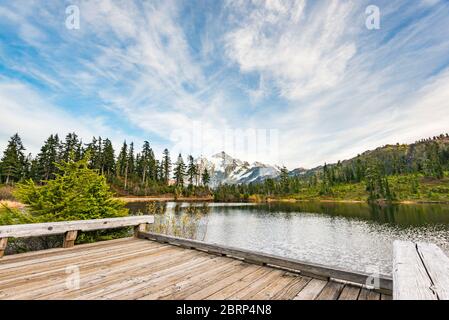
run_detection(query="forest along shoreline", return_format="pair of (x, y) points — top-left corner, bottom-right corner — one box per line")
(115, 197), (449, 205)
(3, 196), (449, 210)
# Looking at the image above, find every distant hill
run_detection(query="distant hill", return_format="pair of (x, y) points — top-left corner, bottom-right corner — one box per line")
(289, 133), (449, 181)
(200, 134), (449, 187)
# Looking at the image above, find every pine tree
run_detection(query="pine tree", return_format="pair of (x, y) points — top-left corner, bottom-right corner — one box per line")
(140, 141), (155, 185)
(61, 133), (82, 162)
(174, 153), (186, 187)
(117, 141), (128, 177)
(102, 139), (115, 176)
(187, 155), (197, 187)
(202, 168), (210, 186)
(123, 142), (135, 190)
(36, 134), (61, 181)
(163, 149), (171, 185)
(279, 166), (289, 193)
(14, 156), (128, 221)
(0, 133), (26, 184)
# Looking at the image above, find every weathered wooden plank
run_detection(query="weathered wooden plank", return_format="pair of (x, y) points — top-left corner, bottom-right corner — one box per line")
(251, 274), (310, 300)
(63, 231), (78, 248)
(358, 288), (380, 300)
(393, 241), (437, 300)
(0, 237), (136, 263)
(183, 264), (260, 300)
(12, 247), (200, 300)
(109, 256), (239, 300)
(0, 216), (154, 238)
(0, 239), (156, 273)
(0, 236), (381, 300)
(205, 267), (273, 300)
(140, 259), (244, 300)
(226, 269), (285, 300)
(416, 242), (449, 300)
(34, 246), (194, 300)
(134, 223), (148, 237)
(0, 243), (172, 294)
(140, 232), (392, 291)
(270, 276), (311, 300)
(96, 253), (219, 300)
(0, 238), (7, 258)
(316, 281), (345, 300)
(338, 285), (361, 300)
(380, 293), (392, 300)
(293, 278), (327, 300)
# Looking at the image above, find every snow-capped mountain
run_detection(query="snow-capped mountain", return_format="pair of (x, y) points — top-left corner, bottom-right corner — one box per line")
(196, 152), (281, 187)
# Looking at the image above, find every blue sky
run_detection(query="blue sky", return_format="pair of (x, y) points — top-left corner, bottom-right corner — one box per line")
(1, 0), (449, 168)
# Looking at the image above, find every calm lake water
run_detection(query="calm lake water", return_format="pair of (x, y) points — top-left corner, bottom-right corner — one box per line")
(129, 201), (449, 275)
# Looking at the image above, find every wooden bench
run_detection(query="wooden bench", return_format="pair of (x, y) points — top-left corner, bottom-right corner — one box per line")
(393, 240), (449, 300)
(0, 216), (154, 258)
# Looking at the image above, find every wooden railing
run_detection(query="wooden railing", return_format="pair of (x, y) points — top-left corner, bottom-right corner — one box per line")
(0, 216), (154, 258)
(138, 231), (393, 293)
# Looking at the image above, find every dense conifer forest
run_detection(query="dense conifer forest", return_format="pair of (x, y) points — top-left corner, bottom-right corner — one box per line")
(1, 132), (449, 203)
(0, 133), (210, 197)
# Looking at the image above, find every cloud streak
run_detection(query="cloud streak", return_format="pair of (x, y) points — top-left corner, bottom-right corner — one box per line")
(0, 0), (449, 168)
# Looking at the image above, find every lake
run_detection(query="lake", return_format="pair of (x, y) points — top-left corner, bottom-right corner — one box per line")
(126, 201), (449, 275)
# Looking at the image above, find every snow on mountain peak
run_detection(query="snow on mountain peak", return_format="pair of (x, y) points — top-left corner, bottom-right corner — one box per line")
(196, 152), (280, 187)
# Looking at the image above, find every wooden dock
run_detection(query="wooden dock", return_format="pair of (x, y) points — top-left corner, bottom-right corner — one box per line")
(0, 237), (389, 300)
(1, 216), (448, 300)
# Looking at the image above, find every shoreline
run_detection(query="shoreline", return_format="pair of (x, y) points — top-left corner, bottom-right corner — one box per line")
(117, 196), (214, 203)
(265, 198), (449, 205)
(2, 197), (449, 209)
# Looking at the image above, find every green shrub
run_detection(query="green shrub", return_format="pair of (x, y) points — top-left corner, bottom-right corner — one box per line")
(14, 157), (128, 222)
(2, 156), (129, 252)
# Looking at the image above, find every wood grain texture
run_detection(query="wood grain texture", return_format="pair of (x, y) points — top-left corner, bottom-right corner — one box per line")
(293, 279), (327, 300)
(393, 241), (438, 300)
(315, 281), (344, 300)
(140, 231), (392, 291)
(338, 285), (361, 300)
(0, 216), (154, 238)
(0, 238), (7, 258)
(63, 231), (78, 248)
(416, 242), (449, 300)
(0, 237), (390, 300)
(358, 288), (380, 300)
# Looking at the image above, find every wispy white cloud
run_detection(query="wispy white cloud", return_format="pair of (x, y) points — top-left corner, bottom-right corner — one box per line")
(0, 80), (140, 155)
(1, 0), (449, 168)
(225, 0), (358, 100)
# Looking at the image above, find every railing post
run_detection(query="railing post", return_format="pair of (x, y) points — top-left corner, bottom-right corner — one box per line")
(63, 230), (78, 248)
(134, 223), (148, 237)
(0, 238), (8, 258)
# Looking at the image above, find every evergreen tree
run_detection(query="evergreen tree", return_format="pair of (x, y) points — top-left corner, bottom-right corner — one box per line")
(139, 141), (155, 184)
(202, 168), (210, 186)
(279, 166), (289, 193)
(102, 139), (115, 176)
(117, 141), (128, 177)
(162, 149), (171, 185)
(187, 155), (197, 187)
(61, 133), (82, 162)
(0, 133), (26, 184)
(128, 142), (135, 179)
(14, 156), (128, 221)
(174, 153), (186, 187)
(36, 134), (60, 181)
